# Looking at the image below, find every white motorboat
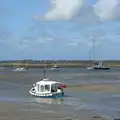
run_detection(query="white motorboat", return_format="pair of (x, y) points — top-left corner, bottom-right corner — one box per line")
(29, 78), (67, 98)
(13, 67), (28, 72)
(29, 60), (67, 98)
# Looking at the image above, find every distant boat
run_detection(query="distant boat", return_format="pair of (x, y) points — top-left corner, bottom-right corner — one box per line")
(12, 62), (28, 72)
(87, 36), (111, 70)
(13, 67), (28, 72)
(87, 66), (93, 70)
(50, 64), (60, 71)
(93, 61), (110, 70)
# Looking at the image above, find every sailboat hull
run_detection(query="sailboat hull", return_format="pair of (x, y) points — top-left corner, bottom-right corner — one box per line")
(93, 67), (110, 70)
(13, 68), (28, 72)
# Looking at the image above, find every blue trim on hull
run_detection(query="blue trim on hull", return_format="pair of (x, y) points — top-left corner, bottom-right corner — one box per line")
(30, 92), (64, 99)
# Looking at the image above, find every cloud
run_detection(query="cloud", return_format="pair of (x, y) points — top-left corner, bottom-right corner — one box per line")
(34, 0), (84, 20)
(33, 0), (120, 23)
(93, 0), (120, 22)
(65, 38), (80, 47)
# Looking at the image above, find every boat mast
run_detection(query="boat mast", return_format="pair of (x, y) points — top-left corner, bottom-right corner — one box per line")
(92, 36), (96, 62)
(89, 49), (91, 61)
(43, 60), (46, 79)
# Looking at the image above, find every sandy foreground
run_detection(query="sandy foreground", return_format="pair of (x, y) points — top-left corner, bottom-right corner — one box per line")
(67, 83), (120, 93)
(0, 101), (110, 120)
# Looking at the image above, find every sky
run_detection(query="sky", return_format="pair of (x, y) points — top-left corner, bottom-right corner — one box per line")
(0, 0), (120, 60)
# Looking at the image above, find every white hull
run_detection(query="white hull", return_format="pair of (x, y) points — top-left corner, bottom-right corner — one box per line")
(87, 67), (93, 70)
(29, 88), (64, 98)
(13, 68), (28, 72)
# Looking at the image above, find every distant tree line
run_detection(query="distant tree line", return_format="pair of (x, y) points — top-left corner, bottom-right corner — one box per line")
(0, 60), (120, 64)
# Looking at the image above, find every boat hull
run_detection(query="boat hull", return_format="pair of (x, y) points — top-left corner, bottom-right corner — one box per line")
(93, 67), (110, 70)
(29, 89), (64, 98)
(87, 67), (93, 70)
(13, 68), (28, 72)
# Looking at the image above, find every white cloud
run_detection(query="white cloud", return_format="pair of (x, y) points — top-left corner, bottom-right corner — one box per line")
(44, 37), (54, 41)
(33, 0), (120, 23)
(65, 39), (79, 47)
(93, 0), (120, 21)
(34, 0), (84, 20)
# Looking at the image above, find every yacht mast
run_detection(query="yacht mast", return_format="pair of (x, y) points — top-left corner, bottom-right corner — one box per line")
(92, 36), (96, 62)
(43, 60), (46, 79)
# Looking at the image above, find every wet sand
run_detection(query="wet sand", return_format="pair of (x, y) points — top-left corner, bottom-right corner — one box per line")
(67, 83), (120, 93)
(0, 69), (120, 120)
(0, 101), (109, 120)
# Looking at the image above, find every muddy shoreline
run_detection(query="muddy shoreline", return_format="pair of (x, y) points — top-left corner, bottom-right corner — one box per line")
(0, 101), (109, 120)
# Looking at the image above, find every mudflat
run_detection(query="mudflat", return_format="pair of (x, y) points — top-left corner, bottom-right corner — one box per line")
(0, 69), (120, 120)
(67, 83), (120, 93)
(0, 101), (108, 120)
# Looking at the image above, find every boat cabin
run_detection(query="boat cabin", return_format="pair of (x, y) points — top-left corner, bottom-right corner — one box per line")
(34, 80), (63, 94)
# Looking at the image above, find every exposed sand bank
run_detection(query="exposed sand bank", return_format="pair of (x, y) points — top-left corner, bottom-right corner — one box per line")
(0, 70), (120, 93)
(67, 83), (120, 93)
(0, 102), (109, 120)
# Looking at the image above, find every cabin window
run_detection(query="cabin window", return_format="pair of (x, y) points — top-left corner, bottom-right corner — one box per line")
(45, 85), (50, 91)
(40, 85), (44, 92)
(51, 84), (57, 92)
(55, 83), (60, 89)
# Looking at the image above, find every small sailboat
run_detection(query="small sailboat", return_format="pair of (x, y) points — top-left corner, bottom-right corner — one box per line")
(13, 67), (28, 72)
(93, 61), (110, 70)
(13, 42), (29, 72)
(12, 62), (28, 72)
(50, 64), (60, 71)
(87, 36), (110, 70)
(29, 61), (67, 98)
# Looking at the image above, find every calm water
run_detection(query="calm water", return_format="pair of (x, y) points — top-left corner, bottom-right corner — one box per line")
(0, 67), (120, 118)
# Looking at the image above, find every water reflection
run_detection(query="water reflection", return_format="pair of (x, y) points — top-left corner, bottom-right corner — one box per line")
(34, 98), (64, 104)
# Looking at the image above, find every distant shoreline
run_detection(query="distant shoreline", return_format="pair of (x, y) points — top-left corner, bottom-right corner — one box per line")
(1, 62), (120, 68)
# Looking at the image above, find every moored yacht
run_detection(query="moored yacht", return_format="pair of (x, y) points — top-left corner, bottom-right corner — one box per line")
(12, 62), (28, 72)
(50, 64), (60, 71)
(93, 61), (110, 70)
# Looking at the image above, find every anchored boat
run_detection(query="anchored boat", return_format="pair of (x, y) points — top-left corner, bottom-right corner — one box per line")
(87, 36), (111, 70)
(50, 64), (60, 71)
(13, 67), (28, 72)
(29, 78), (67, 98)
(12, 62), (28, 72)
(29, 60), (67, 98)
(93, 61), (110, 70)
